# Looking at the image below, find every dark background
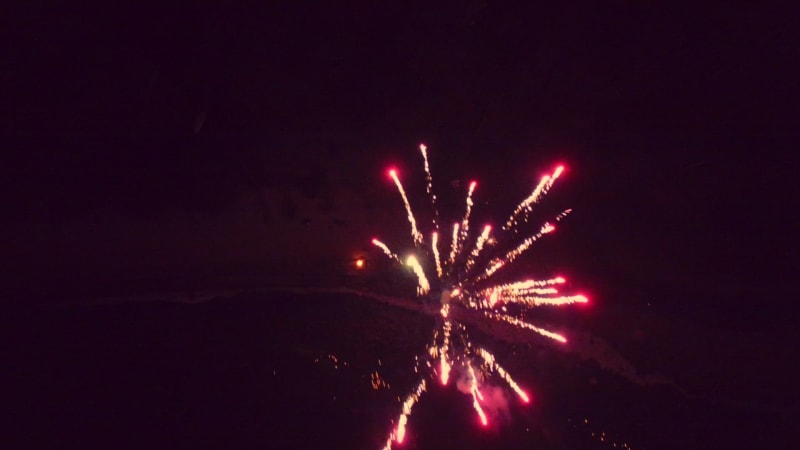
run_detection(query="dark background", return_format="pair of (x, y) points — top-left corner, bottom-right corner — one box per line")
(1, 2), (797, 448)
(3, 2), (797, 320)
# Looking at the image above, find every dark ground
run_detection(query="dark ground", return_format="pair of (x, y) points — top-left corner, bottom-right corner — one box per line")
(3, 289), (794, 450)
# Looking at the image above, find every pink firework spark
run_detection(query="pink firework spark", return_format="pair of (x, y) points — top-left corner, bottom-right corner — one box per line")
(373, 144), (589, 449)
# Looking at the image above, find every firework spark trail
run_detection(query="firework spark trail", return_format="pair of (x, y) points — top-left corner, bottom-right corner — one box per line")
(395, 380), (425, 443)
(513, 287), (560, 295)
(440, 319), (452, 385)
(374, 145), (587, 449)
(547, 165), (565, 189)
(431, 232), (443, 278)
(503, 166), (564, 231)
(511, 294), (588, 307)
(380, 379), (427, 450)
(485, 311), (568, 343)
(495, 277), (566, 290)
(371, 238), (399, 261)
(406, 255), (430, 295)
(476, 347), (530, 403)
(478, 278), (588, 306)
(464, 225), (492, 272)
(457, 181), (477, 254)
(419, 144), (440, 232)
(555, 208), (572, 222)
(468, 365), (489, 426)
(487, 289), (499, 308)
(504, 175), (548, 230)
(448, 222), (460, 265)
(389, 169), (424, 245)
(477, 222), (556, 281)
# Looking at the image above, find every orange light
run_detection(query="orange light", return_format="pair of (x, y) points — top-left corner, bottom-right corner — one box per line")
(355, 258), (365, 269)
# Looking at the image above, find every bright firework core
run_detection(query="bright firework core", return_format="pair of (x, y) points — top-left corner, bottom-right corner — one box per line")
(374, 144), (588, 450)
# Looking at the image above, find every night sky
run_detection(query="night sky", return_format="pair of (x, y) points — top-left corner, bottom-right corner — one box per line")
(1, 3), (798, 447)
(3, 3), (797, 314)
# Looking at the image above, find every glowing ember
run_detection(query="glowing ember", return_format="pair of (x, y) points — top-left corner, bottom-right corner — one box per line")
(373, 144), (588, 448)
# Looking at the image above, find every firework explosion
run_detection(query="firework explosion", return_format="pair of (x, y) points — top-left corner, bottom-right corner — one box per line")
(373, 144), (589, 449)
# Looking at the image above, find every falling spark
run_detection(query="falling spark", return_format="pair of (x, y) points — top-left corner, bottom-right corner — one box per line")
(469, 365), (489, 426)
(406, 255), (430, 295)
(371, 238), (399, 261)
(458, 181), (478, 251)
(477, 279), (588, 307)
(485, 312), (567, 343)
(389, 169), (424, 245)
(478, 222), (556, 281)
(395, 380), (426, 443)
(495, 277), (567, 290)
(476, 348), (530, 403)
(431, 232), (443, 278)
(448, 222), (460, 265)
(464, 225), (492, 271)
(504, 175), (549, 230)
(440, 319), (451, 385)
(373, 145), (586, 448)
(513, 294), (588, 307)
(503, 165), (564, 230)
(419, 144), (440, 231)
(381, 379), (427, 450)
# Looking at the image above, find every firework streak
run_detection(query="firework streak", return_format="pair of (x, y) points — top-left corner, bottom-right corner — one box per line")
(373, 145), (588, 448)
